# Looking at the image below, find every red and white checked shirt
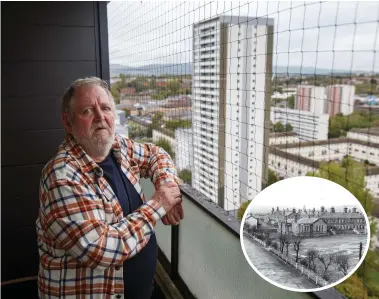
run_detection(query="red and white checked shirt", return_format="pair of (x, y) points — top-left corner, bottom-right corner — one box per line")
(36, 133), (181, 299)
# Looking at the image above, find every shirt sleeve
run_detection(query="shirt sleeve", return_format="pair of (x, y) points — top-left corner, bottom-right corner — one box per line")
(40, 176), (166, 270)
(127, 138), (183, 189)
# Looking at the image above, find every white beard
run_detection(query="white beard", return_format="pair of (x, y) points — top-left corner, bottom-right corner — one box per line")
(72, 123), (115, 159)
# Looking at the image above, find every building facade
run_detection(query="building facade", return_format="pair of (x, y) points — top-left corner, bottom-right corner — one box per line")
(175, 128), (193, 172)
(295, 84), (355, 116)
(327, 85), (356, 116)
(192, 16), (273, 210)
(270, 107), (329, 141)
(269, 132), (300, 145)
(295, 85), (327, 114)
(347, 128), (379, 144)
(245, 214), (259, 229)
(292, 218), (328, 237)
(269, 144), (379, 198)
(276, 138), (379, 166)
(318, 207), (366, 234)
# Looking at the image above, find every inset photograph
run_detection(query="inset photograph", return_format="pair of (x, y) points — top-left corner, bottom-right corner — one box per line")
(240, 176), (370, 292)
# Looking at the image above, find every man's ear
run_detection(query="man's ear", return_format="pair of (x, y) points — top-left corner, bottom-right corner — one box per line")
(62, 112), (73, 134)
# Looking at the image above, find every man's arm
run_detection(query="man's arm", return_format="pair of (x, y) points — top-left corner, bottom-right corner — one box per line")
(127, 139), (184, 225)
(40, 176), (180, 270)
(126, 139), (182, 188)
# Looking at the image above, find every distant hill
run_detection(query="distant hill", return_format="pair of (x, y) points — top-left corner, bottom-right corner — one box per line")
(110, 63), (192, 77)
(110, 62), (356, 77)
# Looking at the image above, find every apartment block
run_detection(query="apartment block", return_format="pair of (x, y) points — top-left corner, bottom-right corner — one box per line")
(295, 85), (326, 114)
(327, 85), (356, 116)
(270, 107), (329, 141)
(295, 84), (355, 116)
(192, 16), (274, 211)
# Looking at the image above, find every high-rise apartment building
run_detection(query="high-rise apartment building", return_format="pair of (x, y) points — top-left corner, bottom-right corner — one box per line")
(192, 16), (274, 211)
(295, 84), (355, 117)
(295, 85), (326, 114)
(327, 84), (356, 116)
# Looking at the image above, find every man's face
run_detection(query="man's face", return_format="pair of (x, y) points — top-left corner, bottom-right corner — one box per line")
(63, 85), (116, 160)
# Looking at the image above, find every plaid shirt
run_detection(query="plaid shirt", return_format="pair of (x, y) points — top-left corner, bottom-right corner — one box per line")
(36, 133), (181, 299)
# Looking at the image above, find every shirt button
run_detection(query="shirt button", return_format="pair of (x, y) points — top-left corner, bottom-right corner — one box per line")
(115, 266), (121, 270)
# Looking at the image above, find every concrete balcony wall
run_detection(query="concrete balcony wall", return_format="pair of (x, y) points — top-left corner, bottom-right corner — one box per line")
(140, 178), (340, 299)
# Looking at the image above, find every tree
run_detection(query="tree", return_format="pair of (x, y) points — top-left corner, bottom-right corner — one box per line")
(307, 157), (374, 215)
(273, 87), (283, 93)
(285, 123), (293, 132)
(284, 236), (291, 256)
(167, 80), (180, 94)
(273, 121), (284, 132)
(150, 76), (156, 89)
(152, 112), (164, 128)
(267, 169), (280, 187)
(165, 119), (192, 131)
(292, 236), (303, 262)
(335, 273), (368, 299)
(328, 111), (379, 138)
(335, 254), (349, 276)
(155, 138), (175, 160)
(317, 253), (335, 275)
(287, 95), (295, 109)
(129, 77), (149, 92)
(178, 169), (191, 184)
(306, 249), (318, 271)
(279, 234), (290, 254)
(123, 108), (130, 118)
(271, 242), (279, 250)
(110, 84), (120, 103)
(237, 200), (252, 220)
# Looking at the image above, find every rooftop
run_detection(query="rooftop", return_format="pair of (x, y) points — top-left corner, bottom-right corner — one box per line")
(194, 15), (275, 27)
(319, 212), (365, 219)
(270, 132), (298, 138)
(297, 217), (322, 224)
(350, 127), (379, 137)
(274, 137), (379, 149)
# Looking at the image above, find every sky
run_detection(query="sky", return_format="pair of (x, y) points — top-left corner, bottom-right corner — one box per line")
(107, 1), (379, 72)
(245, 176), (365, 214)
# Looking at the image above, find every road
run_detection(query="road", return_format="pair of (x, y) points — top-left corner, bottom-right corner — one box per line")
(243, 237), (316, 290)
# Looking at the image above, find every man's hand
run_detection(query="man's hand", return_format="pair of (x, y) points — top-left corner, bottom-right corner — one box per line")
(152, 181), (182, 214)
(162, 203), (184, 226)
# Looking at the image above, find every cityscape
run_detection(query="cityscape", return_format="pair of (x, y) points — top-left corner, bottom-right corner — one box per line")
(3, 2), (379, 299)
(107, 4), (379, 299)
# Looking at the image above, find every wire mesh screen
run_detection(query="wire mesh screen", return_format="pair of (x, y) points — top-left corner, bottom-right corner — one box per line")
(107, 1), (378, 297)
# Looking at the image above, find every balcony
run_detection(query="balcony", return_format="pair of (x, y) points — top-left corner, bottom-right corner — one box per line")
(140, 179), (343, 299)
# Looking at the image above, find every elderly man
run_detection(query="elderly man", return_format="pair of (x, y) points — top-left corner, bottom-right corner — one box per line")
(36, 77), (183, 299)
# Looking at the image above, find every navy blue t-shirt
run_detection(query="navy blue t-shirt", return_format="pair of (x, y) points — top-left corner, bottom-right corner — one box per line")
(98, 152), (157, 299)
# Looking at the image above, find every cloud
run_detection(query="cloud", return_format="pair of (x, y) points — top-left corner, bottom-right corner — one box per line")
(108, 1), (379, 71)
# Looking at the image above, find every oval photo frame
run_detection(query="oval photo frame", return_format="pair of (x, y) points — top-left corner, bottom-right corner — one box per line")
(240, 176), (371, 292)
